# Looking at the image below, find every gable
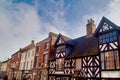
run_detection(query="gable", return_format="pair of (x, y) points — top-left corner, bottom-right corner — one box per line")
(99, 22), (113, 32)
(54, 34), (65, 47)
(57, 37), (65, 45)
(94, 17), (119, 37)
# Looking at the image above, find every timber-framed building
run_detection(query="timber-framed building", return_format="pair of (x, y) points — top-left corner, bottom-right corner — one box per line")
(48, 17), (120, 80)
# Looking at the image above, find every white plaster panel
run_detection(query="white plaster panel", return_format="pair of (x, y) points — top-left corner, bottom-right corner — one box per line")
(102, 71), (120, 78)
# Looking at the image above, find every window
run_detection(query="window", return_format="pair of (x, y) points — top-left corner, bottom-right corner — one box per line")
(30, 60), (33, 69)
(44, 42), (49, 50)
(66, 46), (72, 55)
(36, 46), (40, 52)
(18, 53), (20, 58)
(20, 63), (22, 69)
(56, 46), (65, 54)
(28, 52), (30, 58)
(56, 58), (64, 70)
(25, 53), (27, 59)
(101, 50), (120, 70)
(99, 32), (117, 44)
(44, 54), (48, 67)
(23, 62), (25, 70)
(32, 50), (34, 56)
(35, 57), (39, 68)
(26, 61), (28, 69)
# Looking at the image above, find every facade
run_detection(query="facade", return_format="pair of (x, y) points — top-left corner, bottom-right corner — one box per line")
(9, 50), (21, 80)
(0, 59), (9, 79)
(19, 40), (35, 79)
(0, 60), (8, 73)
(6, 59), (11, 79)
(1, 16), (120, 80)
(48, 17), (120, 80)
(48, 19), (99, 80)
(33, 32), (58, 80)
(94, 17), (120, 79)
(0, 62), (2, 71)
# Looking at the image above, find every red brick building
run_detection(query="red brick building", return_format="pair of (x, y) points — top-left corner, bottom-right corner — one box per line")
(9, 50), (21, 80)
(33, 32), (58, 80)
(6, 59), (11, 79)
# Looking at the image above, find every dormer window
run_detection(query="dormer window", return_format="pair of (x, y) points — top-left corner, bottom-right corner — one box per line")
(57, 37), (62, 45)
(56, 46), (65, 54)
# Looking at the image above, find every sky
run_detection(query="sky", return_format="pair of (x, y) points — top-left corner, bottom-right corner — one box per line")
(0, 0), (120, 61)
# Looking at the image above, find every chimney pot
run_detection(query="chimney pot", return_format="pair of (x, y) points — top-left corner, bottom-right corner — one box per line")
(31, 40), (34, 44)
(86, 18), (96, 36)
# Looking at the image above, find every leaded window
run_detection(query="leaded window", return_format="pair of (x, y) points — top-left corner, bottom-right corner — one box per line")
(101, 50), (120, 70)
(99, 32), (117, 44)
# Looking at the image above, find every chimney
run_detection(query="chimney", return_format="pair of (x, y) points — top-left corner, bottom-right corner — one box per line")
(86, 18), (96, 36)
(31, 40), (34, 44)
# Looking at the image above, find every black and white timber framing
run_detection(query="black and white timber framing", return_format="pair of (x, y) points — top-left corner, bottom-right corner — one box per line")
(48, 17), (120, 80)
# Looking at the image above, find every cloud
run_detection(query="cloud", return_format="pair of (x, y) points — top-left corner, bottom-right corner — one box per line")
(82, 0), (120, 26)
(106, 0), (120, 25)
(0, 0), (69, 61)
(75, 0), (120, 38)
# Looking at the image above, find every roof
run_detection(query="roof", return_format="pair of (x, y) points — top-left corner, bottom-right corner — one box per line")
(11, 50), (20, 56)
(94, 16), (120, 37)
(1, 59), (10, 63)
(54, 33), (71, 47)
(66, 35), (98, 59)
(36, 32), (58, 46)
(49, 35), (98, 60)
(61, 34), (71, 41)
(21, 40), (35, 52)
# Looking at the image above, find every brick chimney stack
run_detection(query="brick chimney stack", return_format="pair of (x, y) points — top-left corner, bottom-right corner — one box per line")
(86, 18), (96, 36)
(31, 40), (34, 44)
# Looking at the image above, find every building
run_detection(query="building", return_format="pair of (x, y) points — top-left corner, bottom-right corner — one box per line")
(94, 17), (120, 79)
(0, 60), (8, 73)
(0, 62), (2, 71)
(9, 50), (21, 80)
(33, 32), (58, 80)
(6, 59), (11, 79)
(0, 59), (10, 79)
(48, 17), (120, 80)
(19, 40), (35, 79)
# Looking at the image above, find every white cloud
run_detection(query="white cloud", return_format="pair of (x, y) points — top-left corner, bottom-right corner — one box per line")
(81, 0), (120, 26)
(106, 0), (120, 25)
(75, 0), (120, 38)
(0, 0), (68, 61)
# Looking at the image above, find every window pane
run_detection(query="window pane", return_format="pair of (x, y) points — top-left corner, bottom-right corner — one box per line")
(101, 51), (120, 70)
(113, 32), (116, 36)
(109, 33), (113, 37)
(114, 51), (120, 69)
(101, 53), (104, 69)
(105, 52), (114, 69)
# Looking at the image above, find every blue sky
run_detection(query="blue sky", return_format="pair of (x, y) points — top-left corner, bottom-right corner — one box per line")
(0, 0), (120, 61)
